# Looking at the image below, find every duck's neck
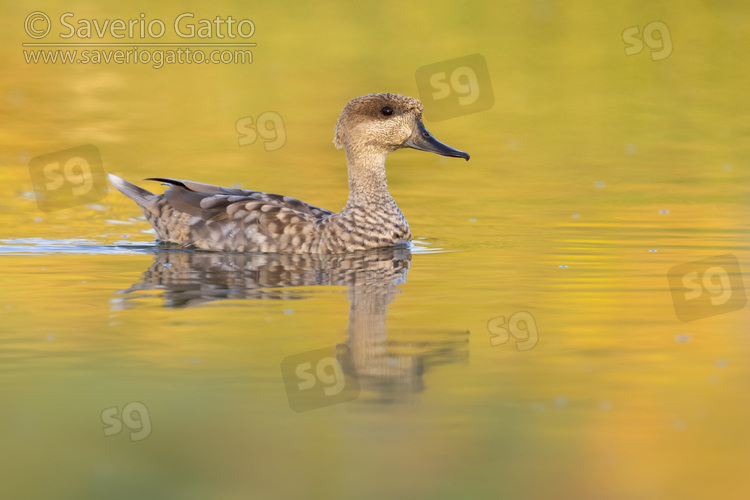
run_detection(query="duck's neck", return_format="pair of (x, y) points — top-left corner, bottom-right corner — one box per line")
(343, 145), (396, 209)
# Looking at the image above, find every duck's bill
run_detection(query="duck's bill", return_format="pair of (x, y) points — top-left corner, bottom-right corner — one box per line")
(404, 121), (470, 161)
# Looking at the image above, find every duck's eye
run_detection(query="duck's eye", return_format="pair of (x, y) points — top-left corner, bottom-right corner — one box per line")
(380, 106), (394, 116)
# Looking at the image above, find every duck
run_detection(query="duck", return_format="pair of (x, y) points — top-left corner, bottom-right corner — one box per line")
(108, 93), (469, 254)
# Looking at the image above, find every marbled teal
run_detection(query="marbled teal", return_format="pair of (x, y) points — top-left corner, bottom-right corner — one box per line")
(109, 93), (469, 253)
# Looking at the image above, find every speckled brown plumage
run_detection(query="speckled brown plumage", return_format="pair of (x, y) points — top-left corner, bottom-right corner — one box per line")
(109, 93), (469, 254)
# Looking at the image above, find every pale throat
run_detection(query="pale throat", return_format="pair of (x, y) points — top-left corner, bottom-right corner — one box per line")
(343, 143), (396, 208)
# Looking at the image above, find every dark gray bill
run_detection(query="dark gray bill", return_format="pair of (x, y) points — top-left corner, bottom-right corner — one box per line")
(403, 120), (470, 161)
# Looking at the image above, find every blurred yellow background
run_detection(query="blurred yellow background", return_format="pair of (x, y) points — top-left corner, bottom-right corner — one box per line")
(0, 1), (748, 499)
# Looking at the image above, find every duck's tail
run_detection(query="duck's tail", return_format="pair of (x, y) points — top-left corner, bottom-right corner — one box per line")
(108, 173), (159, 213)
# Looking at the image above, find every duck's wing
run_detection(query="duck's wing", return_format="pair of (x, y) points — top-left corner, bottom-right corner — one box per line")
(143, 178), (334, 252)
(146, 178), (334, 219)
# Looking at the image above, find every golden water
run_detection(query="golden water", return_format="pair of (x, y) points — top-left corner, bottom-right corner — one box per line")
(1, 1), (749, 499)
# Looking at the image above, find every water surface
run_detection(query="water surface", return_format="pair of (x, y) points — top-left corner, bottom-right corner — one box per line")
(1, 1), (749, 499)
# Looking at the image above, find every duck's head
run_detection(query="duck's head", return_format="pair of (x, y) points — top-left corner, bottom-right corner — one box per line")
(334, 93), (470, 161)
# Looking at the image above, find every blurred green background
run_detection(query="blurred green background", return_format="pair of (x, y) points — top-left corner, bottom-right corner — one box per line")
(1, 1), (749, 499)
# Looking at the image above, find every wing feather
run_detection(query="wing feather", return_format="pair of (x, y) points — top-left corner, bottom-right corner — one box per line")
(144, 178), (332, 251)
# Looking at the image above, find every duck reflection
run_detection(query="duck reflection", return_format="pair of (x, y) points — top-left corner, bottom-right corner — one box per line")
(117, 245), (468, 402)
